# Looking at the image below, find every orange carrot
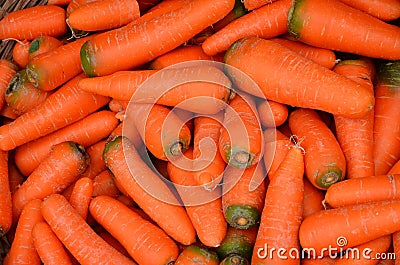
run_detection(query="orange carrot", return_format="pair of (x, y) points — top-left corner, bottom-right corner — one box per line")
(252, 146), (304, 265)
(67, 0), (99, 16)
(67, 0), (140, 32)
(224, 37), (374, 118)
(28, 35), (63, 60)
(12, 40), (30, 68)
(202, 0), (292, 56)
(373, 61), (400, 175)
(92, 170), (120, 197)
(222, 163), (266, 229)
(109, 99), (129, 113)
(80, 0), (235, 76)
(0, 59), (18, 111)
(389, 160), (400, 174)
(41, 194), (137, 265)
(136, 0), (160, 12)
(69, 177), (93, 220)
(287, 0), (400, 60)
(109, 122), (145, 157)
(8, 156), (25, 195)
(90, 195), (179, 264)
(32, 221), (73, 265)
(302, 177), (325, 219)
(98, 231), (130, 257)
(14, 110), (118, 176)
(243, 0), (280, 10)
(0, 5), (68, 40)
(6, 199), (43, 265)
(0, 74), (110, 151)
(219, 93), (263, 168)
(192, 112), (226, 190)
(0, 150), (11, 236)
(80, 140), (107, 179)
(103, 136), (196, 245)
(216, 225), (258, 260)
(289, 108), (346, 189)
(337, 0), (400, 21)
(301, 256), (336, 265)
(212, 0), (247, 32)
(0, 104), (20, 120)
(175, 245), (219, 265)
(48, 0), (72, 5)
(333, 58), (375, 180)
(12, 141), (89, 220)
(271, 37), (337, 69)
(257, 99), (289, 128)
(263, 128), (291, 178)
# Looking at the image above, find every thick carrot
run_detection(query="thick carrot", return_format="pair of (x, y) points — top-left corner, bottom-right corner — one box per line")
(5, 70), (51, 116)
(287, 0), (400, 60)
(222, 163), (266, 229)
(175, 245), (219, 265)
(69, 177), (93, 220)
(252, 146), (304, 265)
(98, 231), (130, 257)
(103, 136), (196, 245)
(263, 128), (291, 178)
(90, 195), (179, 264)
(0, 74), (110, 151)
(333, 59), (375, 180)
(80, 0), (235, 76)
(0, 59), (18, 111)
(302, 177), (325, 219)
(92, 170), (120, 197)
(219, 93), (263, 168)
(28, 35), (63, 60)
(14, 110), (118, 176)
(67, 0), (140, 31)
(193, 112), (226, 190)
(224, 37), (374, 118)
(271, 37), (337, 69)
(289, 108), (346, 189)
(26, 35), (92, 91)
(0, 150), (11, 236)
(202, 0), (291, 56)
(337, 0), (400, 21)
(5, 199), (43, 265)
(12, 40), (30, 68)
(299, 200), (400, 255)
(216, 225), (258, 260)
(0, 5), (68, 40)
(41, 194), (137, 265)
(80, 140), (107, 179)
(32, 221), (73, 265)
(257, 99), (288, 128)
(12, 141), (89, 220)
(373, 61), (400, 175)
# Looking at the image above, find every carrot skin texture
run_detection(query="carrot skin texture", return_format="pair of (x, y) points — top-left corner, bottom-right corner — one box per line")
(337, 0), (400, 21)
(90, 195), (179, 265)
(242, 0), (279, 11)
(80, 140), (107, 179)
(69, 177), (93, 220)
(174, 245), (219, 265)
(92, 170), (120, 197)
(12, 40), (30, 68)
(287, 0), (400, 60)
(80, 0), (235, 76)
(0, 74), (110, 151)
(0, 5), (68, 40)
(302, 177), (324, 219)
(257, 99), (289, 128)
(224, 37), (374, 118)
(0, 150), (11, 236)
(41, 194), (137, 265)
(28, 35), (63, 60)
(0, 59), (18, 111)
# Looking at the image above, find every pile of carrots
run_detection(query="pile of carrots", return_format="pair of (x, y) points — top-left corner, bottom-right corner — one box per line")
(0, 0), (400, 264)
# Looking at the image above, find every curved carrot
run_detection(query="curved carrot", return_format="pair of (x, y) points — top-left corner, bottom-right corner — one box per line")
(80, 140), (107, 179)
(202, 0), (291, 56)
(373, 61), (400, 175)
(12, 141), (89, 220)
(90, 195), (179, 264)
(67, 0), (140, 31)
(257, 99), (288, 128)
(12, 40), (30, 68)
(14, 110), (118, 176)
(92, 170), (120, 197)
(0, 150), (11, 236)
(103, 136), (196, 245)
(219, 93), (263, 168)
(337, 0), (400, 21)
(333, 59), (375, 179)
(69, 177), (93, 220)
(287, 0), (400, 60)
(252, 146), (304, 265)
(175, 245), (219, 265)
(0, 59), (18, 111)
(32, 221), (73, 265)
(289, 108), (346, 189)
(0, 74), (110, 151)
(6, 199), (43, 265)
(41, 194), (136, 265)
(0, 5), (68, 40)
(302, 177), (324, 219)
(80, 0), (235, 76)
(224, 37), (374, 118)
(263, 128), (290, 178)
(28, 35), (63, 60)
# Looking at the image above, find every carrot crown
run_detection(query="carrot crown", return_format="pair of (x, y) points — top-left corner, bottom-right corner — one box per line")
(287, 0), (306, 39)
(377, 60), (400, 86)
(80, 41), (96, 77)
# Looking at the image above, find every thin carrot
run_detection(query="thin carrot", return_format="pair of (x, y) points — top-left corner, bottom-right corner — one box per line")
(12, 141), (89, 220)
(80, 0), (235, 76)
(67, 0), (140, 32)
(32, 221), (73, 265)
(243, 0), (279, 11)
(48, 0), (72, 5)
(69, 177), (93, 220)
(222, 162), (266, 229)
(136, 0), (160, 12)
(5, 199), (43, 265)
(14, 110), (118, 176)
(289, 108), (346, 189)
(90, 195), (179, 264)
(80, 140), (107, 179)
(41, 194), (137, 265)
(0, 74), (110, 151)
(103, 136), (196, 245)
(257, 99), (289, 128)
(175, 245), (219, 265)
(287, 0), (400, 60)
(92, 170), (120, 197)
(0, 105), (20, 120)
(224, 37), (375, 118)
(0, 59), (18, 111)
(212, 0), (247, 32)
(216, 225), (258, 260)
(28, 35), (63, 60)
(0, 150), (11, 236)
(0, 5), (68, 40)
(333, 58), (375, 180)
(109, 122), (146, 157)
(202, 0), (292, 56)
(131, 0), (189, 25)
(373, 61), (400, 175)
(263, 128), (290, 179)
(299, 200), (400, 255)
(302, 177), (325, 219)
(337, 0), (400, 21)
(8, 155), (25, 195)
(109, 99), (129, 113)
(219, 93), (263, 168)
(12, 40), (30, 68)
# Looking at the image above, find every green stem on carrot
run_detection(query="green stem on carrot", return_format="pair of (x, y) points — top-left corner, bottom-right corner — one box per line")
(378, 61), (400, 86)
(217, 231), (254, 260)
(315, 167), (342, 189)
(224, 204), (260, 229)
(287, 0), (306, 39)
(80, 41), (95, 77)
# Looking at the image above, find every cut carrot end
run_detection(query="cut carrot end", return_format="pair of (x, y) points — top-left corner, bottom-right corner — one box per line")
(80, 41), (96, 77)
(217, 232), (254, 260)
(287, 0), (305, 39)
(5, 71), (23, 98)
(220, 254), (249, 265)
(25, 66), (39, 88)
(103, 136), (123, 162)
(227, 148), (255, 168)
(315, 168), (343, 189)
(224, 204), (260, 229)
